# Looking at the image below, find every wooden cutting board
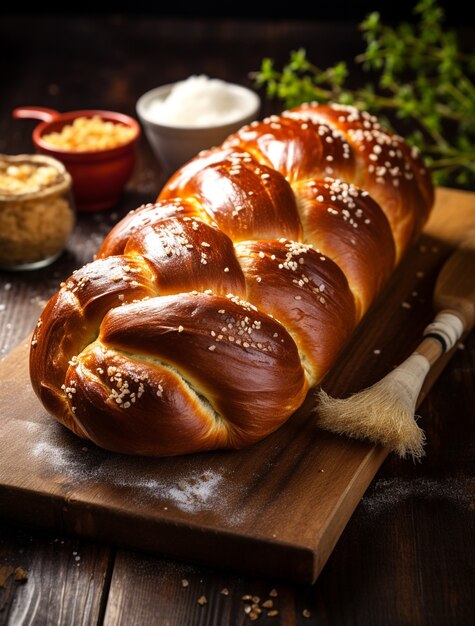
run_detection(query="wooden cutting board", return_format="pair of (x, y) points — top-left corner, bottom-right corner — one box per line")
(1, 187), (474, 585)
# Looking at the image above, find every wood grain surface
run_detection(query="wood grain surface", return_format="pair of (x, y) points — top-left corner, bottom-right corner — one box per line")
(1, 187), (474, 587)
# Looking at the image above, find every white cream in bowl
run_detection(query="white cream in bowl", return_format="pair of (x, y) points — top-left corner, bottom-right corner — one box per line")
(146, 75), (256, 128)
(136, 76), (261, 173)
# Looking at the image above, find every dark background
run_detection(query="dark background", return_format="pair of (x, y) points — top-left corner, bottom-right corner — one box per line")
(1, 1), (473, 25)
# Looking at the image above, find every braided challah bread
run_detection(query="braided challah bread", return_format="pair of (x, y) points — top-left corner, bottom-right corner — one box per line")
(29, 102), (434, 457)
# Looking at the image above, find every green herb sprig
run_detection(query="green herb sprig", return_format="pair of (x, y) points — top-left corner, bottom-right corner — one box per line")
(252, 0), (475, 188)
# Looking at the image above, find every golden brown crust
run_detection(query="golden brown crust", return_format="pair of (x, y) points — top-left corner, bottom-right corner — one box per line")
(123, 216), (247, 298)
(96, 199), (205, 258)
(235, 239), (356, 385)
(286, 103), (432, 260)
(61, 293), (308, 455)
(29, 102), (434, 457)
(159, 147), (302, 242)
(29, 255), (158, 434)
(223, 114), (356, 185)
(293, 177), (396, 319)
(66, 345), (231, 456)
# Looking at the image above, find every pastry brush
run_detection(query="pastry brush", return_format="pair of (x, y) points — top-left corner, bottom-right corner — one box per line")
(316, 237), (475, 461)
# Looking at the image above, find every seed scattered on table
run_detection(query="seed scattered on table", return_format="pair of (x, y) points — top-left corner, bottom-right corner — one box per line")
(14, 567), (28, 582)
(303, 609), (312, 618)
(197, 595), (207, 606)
(269, 589), (278, 597)
(181, 579), (189, 587)
(220, 587), (229, 595)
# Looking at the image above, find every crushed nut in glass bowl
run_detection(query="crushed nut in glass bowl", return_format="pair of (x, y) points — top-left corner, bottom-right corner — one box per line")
(0, 154), (75, 270)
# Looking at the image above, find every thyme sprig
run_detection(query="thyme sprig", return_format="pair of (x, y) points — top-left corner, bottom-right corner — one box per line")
(252, 0), (475, 188)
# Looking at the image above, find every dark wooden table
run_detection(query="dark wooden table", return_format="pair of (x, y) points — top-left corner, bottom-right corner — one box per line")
(0, 14), (474, 626)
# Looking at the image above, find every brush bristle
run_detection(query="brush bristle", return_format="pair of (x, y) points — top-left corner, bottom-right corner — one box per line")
(317, 382), (426, 461)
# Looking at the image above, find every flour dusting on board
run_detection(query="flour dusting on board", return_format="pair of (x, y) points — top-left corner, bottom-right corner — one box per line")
(27, 421), (240, 519)
(360, 476), (473, 516)
(114, 472), (224, 514)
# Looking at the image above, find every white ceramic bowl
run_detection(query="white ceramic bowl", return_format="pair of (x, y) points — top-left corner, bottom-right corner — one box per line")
(136, 80), (261, 175)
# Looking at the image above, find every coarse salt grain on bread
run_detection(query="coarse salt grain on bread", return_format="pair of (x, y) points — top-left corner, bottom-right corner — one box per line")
(29, 102), (434, 457)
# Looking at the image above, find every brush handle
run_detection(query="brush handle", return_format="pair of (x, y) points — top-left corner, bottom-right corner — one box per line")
(387, 310), (465, 405)
(387, 309), (466, 424)
(416, 309), (466, 367)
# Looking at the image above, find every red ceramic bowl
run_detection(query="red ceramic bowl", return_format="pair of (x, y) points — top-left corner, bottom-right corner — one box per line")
(12, 106), (141, 212)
